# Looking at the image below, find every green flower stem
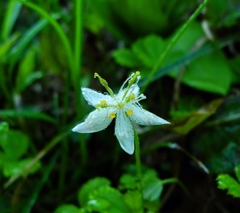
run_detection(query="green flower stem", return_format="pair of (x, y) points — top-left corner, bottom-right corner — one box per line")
(142, 0), (209, 92)
(134, 129), (143, 210)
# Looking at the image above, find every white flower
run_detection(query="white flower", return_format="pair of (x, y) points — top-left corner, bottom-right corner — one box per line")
(72, 72), (170, 154)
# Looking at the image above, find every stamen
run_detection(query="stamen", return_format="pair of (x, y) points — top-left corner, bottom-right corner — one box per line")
(125, 93), (136, 103)
(96, 99), (108, 108)
(128, 71), (140, 87)
(131, 93), (136, 99)
(94, 73), (114, 97)
(109, 113), (116, 118)
(137, 94), (146, 101)
(126, 109), (133, 115)
(121, 72), (141, 101)
(100, 100), (107, 106)
(119, 73), (135, 92)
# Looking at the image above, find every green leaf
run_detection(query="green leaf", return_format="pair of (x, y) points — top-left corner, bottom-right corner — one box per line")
(54, 204), (80, 213)
(10, 18), (49, 68)
(111, 0), (168, 36)
(209, 142), (240, 173)
(0, 122), (9, 134)
(207, 0), (228, 25)
(2, 157), (41, 177)
(88, 186), (131, 213)
(120, 167), (163, 201)
(0, 130), (29, 160)
(172, 99), (222, 135)
(142, 169), (163, 201)
(235, 164), (240, 183)
(112, 49), (142, 67)
(228, 56), (240, 83)
(1, 1), (22, 40)
(170, 22), (204, 53)
(132, 34), (166, 67)
(15, 47), (42, 93)
(142, 177), (163, 201)
(78, 177), (111, 206)
(216, 174), (240, 198)
(123, 191), (142, 212)
(180, 51), (232, 95)
(84, 12), (104, 34)
(0, 33), (20, 60)
(0, 109), (57, 124)
(119, 173), (137, 190)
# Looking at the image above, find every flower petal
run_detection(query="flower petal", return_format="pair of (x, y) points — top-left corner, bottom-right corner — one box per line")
(81, 88), (112, 106)
(115, 110), (134, 154)
(126, 104), (170, 126)
(72, 108), (114, 133)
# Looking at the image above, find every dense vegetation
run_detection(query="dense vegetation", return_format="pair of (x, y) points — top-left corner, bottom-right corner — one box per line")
(1, 0), (240, 212)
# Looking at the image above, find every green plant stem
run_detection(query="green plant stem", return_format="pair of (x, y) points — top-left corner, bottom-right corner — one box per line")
(74, 0), (87, 166)
(161, 178), (190, 198)
(142, 0), (209, 92)
(74, 0), (83, 115)
(134, 129), (143, 210)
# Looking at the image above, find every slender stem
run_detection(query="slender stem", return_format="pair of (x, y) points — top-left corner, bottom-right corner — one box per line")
(142, 0), (209, 92)
(134, 129), (143, 210)
(74, 0), (83, 115)
(74, 0), (87, 166)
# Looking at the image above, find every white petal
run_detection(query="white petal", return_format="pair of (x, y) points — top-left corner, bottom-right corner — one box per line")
(72, 108), (113, 133)
(81, 88), (112, 106)
(115, 110), (134, 154)
(126, 104), (170, 126)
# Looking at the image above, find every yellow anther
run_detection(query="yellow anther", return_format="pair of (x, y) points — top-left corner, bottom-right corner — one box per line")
(130, 93), (136, 99)
(100, 100), (107, 106)
(109, 113), (116, 118)
(126, 110), (133, 115)
(126, 93), (136, 103)
(96, 100), (108, 108)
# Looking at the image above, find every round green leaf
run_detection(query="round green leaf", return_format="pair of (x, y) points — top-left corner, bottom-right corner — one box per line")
(78, 177), (111, 206)
(54, 204), (80, 213)
(0, 130), (29, 160)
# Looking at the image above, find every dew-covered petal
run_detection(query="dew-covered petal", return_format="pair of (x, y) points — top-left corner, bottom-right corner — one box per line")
(81, 88), (112, 106)
(126, 104), (170, 126)
(115, 110), (134, 154)
(72, 108), (114, 133)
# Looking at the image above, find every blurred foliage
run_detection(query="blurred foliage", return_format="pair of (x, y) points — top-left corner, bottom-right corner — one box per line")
(0, 0), (240, 212)
(0, 122), (40, 177)
(217, 164), (240, 198)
